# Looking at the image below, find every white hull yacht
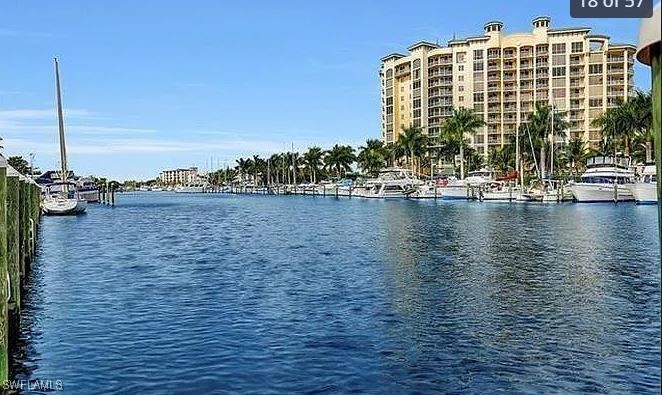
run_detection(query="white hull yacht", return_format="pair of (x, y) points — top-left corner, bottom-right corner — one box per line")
(362, 168), (420, 198)
(570, 156), (635, 203)
(437, 168), (495, 200)
(627, 164), (658, 204)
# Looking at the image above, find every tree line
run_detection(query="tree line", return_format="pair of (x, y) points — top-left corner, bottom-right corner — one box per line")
(209, 89), (652, 186)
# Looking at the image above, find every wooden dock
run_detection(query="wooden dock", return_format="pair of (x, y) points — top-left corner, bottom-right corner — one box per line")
(0, 155), (43, 383)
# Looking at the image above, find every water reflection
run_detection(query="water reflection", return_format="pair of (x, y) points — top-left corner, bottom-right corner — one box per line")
(10, 194), (661, 393)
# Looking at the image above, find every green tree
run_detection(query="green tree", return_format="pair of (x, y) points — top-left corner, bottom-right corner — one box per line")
(324, 144), (355, 178)
(302, 147), (324, 183)
(357, 139), (387, 177)
(443, 108), (484, 179)
(396, 126), (427, 176)
(528, 103), (568, 178)
(7, 156), (30, 176)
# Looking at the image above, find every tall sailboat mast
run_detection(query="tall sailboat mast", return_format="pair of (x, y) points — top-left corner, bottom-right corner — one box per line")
(54, 57), (69, 192)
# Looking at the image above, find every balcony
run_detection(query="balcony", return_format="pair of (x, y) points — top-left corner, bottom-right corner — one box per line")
(503, 51), (516, 59)
(520, 83), (534, 90)
(520, 50), (533, 58)
(607, 57), (624, 63)
(429, 71), (453, 78)
(488, 51), (501, 60)
(488, 64), (500, 71)
(503, 74), (516, 81)
(503, 95), (517, 103)
(608, 79), (625, 85)
(503, 63), (515, 70)
(521, 95), (533, 102)
(487, 85), (501, 92)
(488, 97), (501, 103)
(520, 73), (534, 80)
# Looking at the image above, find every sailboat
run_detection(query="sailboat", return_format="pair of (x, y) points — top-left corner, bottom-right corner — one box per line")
(42, 58), (87, 215)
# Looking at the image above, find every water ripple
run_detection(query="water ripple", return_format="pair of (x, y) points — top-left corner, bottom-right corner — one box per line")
(10, 193), (661, 394)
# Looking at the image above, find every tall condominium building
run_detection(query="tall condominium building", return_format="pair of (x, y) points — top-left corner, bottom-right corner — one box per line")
(380, 16), (635, 153)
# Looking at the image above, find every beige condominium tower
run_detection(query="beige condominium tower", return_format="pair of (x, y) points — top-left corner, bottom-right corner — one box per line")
(380, 16), (635, 154)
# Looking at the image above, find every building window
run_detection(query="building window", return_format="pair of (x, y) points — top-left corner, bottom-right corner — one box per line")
(589, 64), (603, 74)
(473, 62), (484, 72)
(473, 92), (484, 102)
(589, 41), (604, 51)
(458, 65), (464, 71)
(589, 98), (603, 107)
(458, 75), (464, 82)
(552, 43), (566, 54)
(458, 86), (464, 92)
(571, 42), (584, 53)
(459, 96), (464, 102)
(456, 52), (466, 63)
(552, 67), (566, 77)
(473, 50), (484, 60)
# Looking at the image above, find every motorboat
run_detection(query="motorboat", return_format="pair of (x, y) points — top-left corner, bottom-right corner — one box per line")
(175, 185), (205, 193)
(570, 156), (635, 202)
(362, 168), (421, 198)
(42, 58), (87, 216)
(627, 164), (658, 204)
(437, 168), (495, 200)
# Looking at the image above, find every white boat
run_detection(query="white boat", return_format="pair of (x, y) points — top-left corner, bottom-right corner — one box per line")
(480, 181), (524, 202)
(77, 177), (100, 202)
(362, 168), (421, 198)
(42, 183), (88, 215)
(175, 185), (204, 193)
(151, 187), (164, 192)
(525, 179), (574, 203)
(570, 156), (635, 203)
(437, 168), (495, 200)
(627, 164), (658, 204)
(42, 58), (87, 216)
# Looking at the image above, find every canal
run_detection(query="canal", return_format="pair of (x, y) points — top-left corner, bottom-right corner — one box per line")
(11, 193), (661, 393)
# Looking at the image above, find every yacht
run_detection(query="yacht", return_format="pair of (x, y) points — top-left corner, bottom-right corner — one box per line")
(362, 168), (420, 198)
(175, 185), (204, 193)
(570, 156), (635, 202)
(41, 58), (87, 216)
(437, 168), (495, 200)
(627, 164), (658, 204)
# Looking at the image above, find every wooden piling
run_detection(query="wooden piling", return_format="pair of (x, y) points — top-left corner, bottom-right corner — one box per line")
(5, 168), (21, 341)
(0, 159), (8, 383)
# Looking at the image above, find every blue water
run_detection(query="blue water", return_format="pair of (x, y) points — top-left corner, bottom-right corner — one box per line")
(12, 193), (661, 394)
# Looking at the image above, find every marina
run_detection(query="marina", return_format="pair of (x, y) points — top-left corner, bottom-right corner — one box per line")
(0, 2), (660, 393)
(10, 192), (661, 393)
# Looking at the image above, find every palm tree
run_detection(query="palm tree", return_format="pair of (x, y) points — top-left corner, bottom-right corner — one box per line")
(443, 108), (484, 179)
(559, 136), (589, 177)
(396, 126), (427, 176)
(235, 158), (251, 182)
(357, 139), (387, 177)
(528, 103), (568, 178)
(302, 147), (324, 183)
(325, 144), (355, 178)
(384, 142), (405, 167)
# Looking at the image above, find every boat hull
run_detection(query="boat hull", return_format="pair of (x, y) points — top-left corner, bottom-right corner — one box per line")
(78, 188), (100, 203)
(42, 198), (87, 215)
(438, 185), (478, 200)
(627, 183), (658, 204)
(571, 183), (634, 202)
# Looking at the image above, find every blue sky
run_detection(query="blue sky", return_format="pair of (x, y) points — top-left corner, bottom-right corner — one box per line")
(0, 0), (652, 180)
